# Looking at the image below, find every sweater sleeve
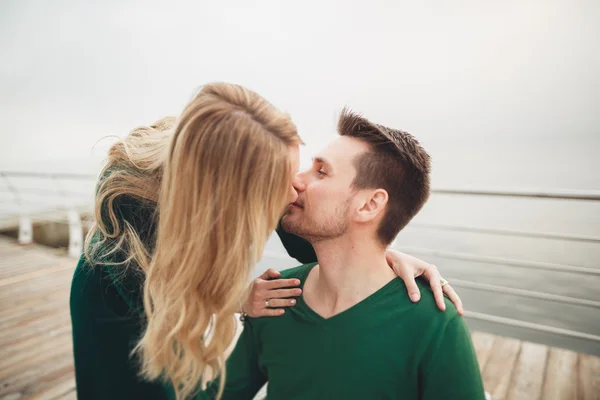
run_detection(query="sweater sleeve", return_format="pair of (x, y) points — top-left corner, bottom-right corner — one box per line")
(419, 316), (486, 400)
(275, 221), (317, 264)
(200, 321), (267, 400)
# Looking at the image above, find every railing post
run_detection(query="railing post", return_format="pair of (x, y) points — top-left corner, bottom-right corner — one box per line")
(18, 215), (33, 245)
(67, 210), (83, 258)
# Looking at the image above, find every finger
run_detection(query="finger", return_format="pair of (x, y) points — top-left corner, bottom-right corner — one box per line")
(401, 274), (421, 302)
(256, 308), (286, 317)
(443, 285), (464, 316)
(424, 268), (445, 311)
(259, 268), (280, 280)
(265, 298), (297, 308)
(265, 268), (281, 279)
(262, 278), (301, 290)
(268, 288), (302, 299)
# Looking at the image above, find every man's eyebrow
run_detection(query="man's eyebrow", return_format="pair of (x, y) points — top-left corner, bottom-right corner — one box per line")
(312, 156), (333, 170)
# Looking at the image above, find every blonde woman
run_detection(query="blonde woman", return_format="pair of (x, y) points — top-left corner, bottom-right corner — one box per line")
(70, 83), (462, 400)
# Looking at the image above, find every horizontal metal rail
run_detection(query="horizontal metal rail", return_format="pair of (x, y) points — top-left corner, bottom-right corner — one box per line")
(0, 171), (94, 217)
(0, 171), (96, 180)
(0, 198), (90, 208)
(432, 187), (600, 201)
(0, 186), (91, 198)
(398, 246), (600, 276)
(409, 222), (600, 244)
(448, 278), (600, 309)
(464, 310), (600, 342)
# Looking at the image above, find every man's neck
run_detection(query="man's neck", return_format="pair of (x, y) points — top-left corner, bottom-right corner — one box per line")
(303, 234), (396, 319)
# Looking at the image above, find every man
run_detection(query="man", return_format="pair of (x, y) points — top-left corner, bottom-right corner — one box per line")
(202, 109), (485, 399)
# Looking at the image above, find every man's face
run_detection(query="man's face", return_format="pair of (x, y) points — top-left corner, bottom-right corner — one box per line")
(282, 136), (369, 242)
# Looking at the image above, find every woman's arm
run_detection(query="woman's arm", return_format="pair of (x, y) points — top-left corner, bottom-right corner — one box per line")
(275, 221), (317, 264)
(386, 250), (464, 316)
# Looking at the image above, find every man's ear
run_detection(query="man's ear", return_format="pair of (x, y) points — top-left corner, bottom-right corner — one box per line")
(356, 189), (388, 222)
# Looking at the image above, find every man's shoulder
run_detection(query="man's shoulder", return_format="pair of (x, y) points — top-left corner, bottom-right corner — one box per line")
(278, 262), (318, 280)
(381, 278), (467, 358)
(389, 277), (460, 327)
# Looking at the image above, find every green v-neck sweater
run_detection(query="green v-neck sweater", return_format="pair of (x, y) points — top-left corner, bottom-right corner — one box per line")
(201, 263), (485, 400)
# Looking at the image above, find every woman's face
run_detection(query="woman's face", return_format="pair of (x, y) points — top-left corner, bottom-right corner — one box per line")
(286, 144), (300, 205)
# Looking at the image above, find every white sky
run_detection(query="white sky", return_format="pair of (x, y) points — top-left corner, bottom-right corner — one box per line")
(1, 0), (599, 188)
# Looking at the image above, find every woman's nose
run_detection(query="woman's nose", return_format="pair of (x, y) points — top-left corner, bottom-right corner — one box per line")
(293, 171), (307, 192)
(288, 187), (299, 204)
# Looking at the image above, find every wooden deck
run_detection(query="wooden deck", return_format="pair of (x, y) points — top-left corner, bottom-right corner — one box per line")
(0, 237), (76, 400)
(0, 236), (598, 400)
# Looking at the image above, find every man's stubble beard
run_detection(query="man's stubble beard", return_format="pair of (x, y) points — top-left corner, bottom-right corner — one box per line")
(282, 198), (352, 244)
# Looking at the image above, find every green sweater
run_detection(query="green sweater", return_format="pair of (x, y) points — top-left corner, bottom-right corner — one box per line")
(69, 191), (313, 399)
(202, 263), (485, 400)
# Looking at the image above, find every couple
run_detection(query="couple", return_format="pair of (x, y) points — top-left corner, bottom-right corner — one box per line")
(70, 83), (483, 400)
(197, 110), (485, 399)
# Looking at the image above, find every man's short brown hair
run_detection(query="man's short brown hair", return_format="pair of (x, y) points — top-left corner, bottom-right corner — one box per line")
(338, 108), (431, 245)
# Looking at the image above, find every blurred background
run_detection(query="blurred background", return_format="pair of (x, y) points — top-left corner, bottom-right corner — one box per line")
(1, 1), (599, 399)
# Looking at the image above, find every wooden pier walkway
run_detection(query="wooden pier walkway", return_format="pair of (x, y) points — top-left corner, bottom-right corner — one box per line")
(0, 236), (598, 399)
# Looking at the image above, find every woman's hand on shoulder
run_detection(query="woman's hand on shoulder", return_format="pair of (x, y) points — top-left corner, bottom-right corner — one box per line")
(385, 249), (464, 316)
(242, 268), (302, 318)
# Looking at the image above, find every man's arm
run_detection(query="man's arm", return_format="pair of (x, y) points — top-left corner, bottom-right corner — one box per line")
(276, 221), (317, 264)
(419, 316), (486, 400)
(201, 321), (266, 399)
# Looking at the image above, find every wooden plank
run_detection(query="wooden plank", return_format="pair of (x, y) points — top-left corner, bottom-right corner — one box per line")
(55, 389), (77, 400)
(22, 373), (75, 400)
(0, 261), (59, 280)
(0, 249), (61, 263)
(507, 341), (548, 400)
(0, 352), (74, 397)
(0, 287), (70, 319)
(0, 271), (73, 302)
(471, 331), (496, 372)
(0, 332), (73, 382)
(0, 251), (60, 268)
(0, 322), (72, 363)
(0, 311), (71, 347)
(579, 353), (600, 400)
(481, 336), (521, 399)
(0, 300), (68, 332)
(541, 348), (579, 400)
(0, 249), (62, 263)
(0, 263), (75, 288)
(0, 268), (73, 296)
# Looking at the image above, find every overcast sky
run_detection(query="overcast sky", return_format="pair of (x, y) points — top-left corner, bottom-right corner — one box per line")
(1, 0), (598, 188)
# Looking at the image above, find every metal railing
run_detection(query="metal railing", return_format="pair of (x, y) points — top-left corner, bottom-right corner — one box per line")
(0, 171), (95, 207)
(409, 188), (600, 348)
(432, 187), (600, 201)
(2, 171), (600, 349)
(408, 222), (600, 244)
(397, 247), (600, 275)
(0, 171), (96, 256)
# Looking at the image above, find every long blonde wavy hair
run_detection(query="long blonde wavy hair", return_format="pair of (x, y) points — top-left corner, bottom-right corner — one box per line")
(85, 83), (302, 399)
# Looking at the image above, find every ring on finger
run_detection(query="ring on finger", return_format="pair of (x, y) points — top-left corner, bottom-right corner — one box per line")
(265, 299), (271, 308)
(440, 278), (450, 287)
